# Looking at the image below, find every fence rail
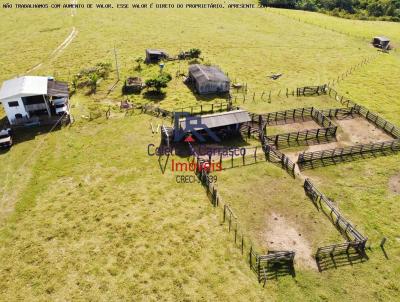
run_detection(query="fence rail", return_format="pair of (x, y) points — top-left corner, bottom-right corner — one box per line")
(296, 85), (327, 96)
(187, 141), (296, 284)
(298, 139), (400, 170)
(264, 144), (296, 177)
(266, 127), (337, 149)
(354, 105), (400, 139)
(304, 179), (367, 245)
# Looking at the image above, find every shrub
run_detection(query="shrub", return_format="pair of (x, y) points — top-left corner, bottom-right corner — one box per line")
(145, 73), (172, 93)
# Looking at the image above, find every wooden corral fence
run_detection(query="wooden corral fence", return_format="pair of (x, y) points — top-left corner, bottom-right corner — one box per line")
(266, 127), (337, 149)
(298, 139), (400, 170)
(327, 87), (400, 139)
(186, 141), (296, 283)
(320, 107), (359, 119)
(354, 104), (400, 139)
(248, 107), (337, 149)
(141, 103), (174, 119)
(315, 241), (367, 260)
(217, 146), (266, 170)
(250, 248), (295, 286)
(251, 107), (333, 127)
(296, 85), (327, 96)
(174, 100), (235, 116)
(263, 144), (296, 178)
(304, 179), (368, 271)
(304, 179), (367, 245)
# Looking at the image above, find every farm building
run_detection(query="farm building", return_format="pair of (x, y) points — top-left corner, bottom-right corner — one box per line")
(372, 36), (390, 49)
(145, 49), (168, 63)
(123, 77), (144, 93)
(187, 64), (230, 95)
(174, 109), (250, 142)
(0, 76), (70, 126)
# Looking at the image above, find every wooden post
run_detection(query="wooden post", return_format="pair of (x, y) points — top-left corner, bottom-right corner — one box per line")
(223, 204), (226, 222)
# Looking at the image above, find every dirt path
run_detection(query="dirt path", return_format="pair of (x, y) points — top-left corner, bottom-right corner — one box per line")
(26, 0), (78, 74)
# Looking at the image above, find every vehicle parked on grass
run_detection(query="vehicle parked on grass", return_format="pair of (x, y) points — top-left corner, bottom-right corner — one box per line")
(0, 128), (12, 149)
(53, 97), (69, 116)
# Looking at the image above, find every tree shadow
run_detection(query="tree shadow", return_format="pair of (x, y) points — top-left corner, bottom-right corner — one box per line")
(142, 90), (166, 102)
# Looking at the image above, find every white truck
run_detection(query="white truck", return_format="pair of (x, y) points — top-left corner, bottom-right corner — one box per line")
(53, 97), (69, 116)
(0, 128), (12, 149)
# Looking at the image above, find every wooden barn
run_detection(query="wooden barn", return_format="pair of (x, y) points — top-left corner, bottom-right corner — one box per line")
(372, 36), (390, 50)
(145, 49), (168, 63)
(187, 64), (230, 95)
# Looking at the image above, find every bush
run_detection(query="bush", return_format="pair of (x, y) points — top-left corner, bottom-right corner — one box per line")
(72, 62), (112, 92)
(145, 73), (172, 93)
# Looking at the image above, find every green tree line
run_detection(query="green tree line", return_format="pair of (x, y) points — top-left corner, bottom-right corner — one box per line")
(260, 0), (400, 21)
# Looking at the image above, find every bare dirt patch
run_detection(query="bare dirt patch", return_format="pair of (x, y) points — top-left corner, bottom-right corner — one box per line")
(264, 212), (317, 269)
(268, 120), (321, 135)
(335, 117), (392, 144)
(389, 173), (400, 194)
(279, 117), (393, 164)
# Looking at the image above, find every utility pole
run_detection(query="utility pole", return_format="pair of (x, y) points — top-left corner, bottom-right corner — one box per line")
(114, 44), (120, 81)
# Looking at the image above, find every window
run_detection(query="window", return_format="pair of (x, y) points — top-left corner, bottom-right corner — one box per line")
(8, 101), (19, 107)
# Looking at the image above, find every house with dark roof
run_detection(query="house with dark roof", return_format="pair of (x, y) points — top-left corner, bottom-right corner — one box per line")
(188, 64), (230, 95)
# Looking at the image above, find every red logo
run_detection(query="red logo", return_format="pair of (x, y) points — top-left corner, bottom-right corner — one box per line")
(184, 135), (195, 142)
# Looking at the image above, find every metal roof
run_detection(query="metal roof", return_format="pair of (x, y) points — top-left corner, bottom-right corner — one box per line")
(47, 80), (69, 97)
(179, 109), (250, 131)
(0, 76), (48, 101)
(188, 64), (229, 85)
(146, 49), (167, 55)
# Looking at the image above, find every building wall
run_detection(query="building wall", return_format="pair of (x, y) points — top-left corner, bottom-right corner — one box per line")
(1, 97), (29, 125)
(197, 81), (230, 94)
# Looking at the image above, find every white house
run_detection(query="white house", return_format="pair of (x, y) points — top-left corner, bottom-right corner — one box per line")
(0, 76), (69, 126)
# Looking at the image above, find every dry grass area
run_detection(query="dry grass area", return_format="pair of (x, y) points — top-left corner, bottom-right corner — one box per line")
(0, 1), (400, 301)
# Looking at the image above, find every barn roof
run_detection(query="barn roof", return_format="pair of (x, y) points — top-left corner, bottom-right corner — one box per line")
(0, 76), (48, 101)
(188, 64), (229, 85)
(179, 109), (250, 131)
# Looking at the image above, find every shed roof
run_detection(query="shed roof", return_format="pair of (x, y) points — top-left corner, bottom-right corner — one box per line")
(146, 49), (167, 55)
(0, 76), (48, 101)
(179, 109), (250, 131)
(374, 36), (390, 42)
(188, 64), (229, 85)
(47, 80), (69, 97)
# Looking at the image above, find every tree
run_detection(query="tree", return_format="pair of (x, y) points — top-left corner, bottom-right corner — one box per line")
(145, 73), (172, 93)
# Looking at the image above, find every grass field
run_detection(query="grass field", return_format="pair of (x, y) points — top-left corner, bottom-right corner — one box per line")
(0, 1), (400, 301)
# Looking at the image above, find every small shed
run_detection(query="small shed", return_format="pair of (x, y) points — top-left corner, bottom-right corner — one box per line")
(188, 64), (230, 95)
(123, 77), (144, 93)
(372, 36), (390, 49)
(145, 49), (168, 63)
